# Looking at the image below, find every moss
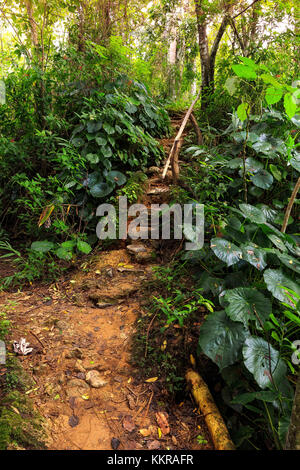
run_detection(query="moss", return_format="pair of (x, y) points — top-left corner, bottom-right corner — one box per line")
(4, 354), (35, 392)
(0, 355), (46, 450)
(0, 391), (46, 450)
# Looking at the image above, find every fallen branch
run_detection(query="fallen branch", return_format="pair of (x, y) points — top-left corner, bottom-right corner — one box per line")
(189, 113), (203, 145)
(186, 369), (235, 450)
(281, 176), (300, 233)
(162, 90), (201, 181)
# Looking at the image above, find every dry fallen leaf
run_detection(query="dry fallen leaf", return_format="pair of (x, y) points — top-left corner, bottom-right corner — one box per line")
(147, 440), (161, 450)
(123, 415), (136, 432)
(127, 394), (135, 410)
(155, 411), (170, 435)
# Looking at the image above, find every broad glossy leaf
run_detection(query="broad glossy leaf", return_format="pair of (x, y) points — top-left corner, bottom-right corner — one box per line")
(243, 337), (287, 389)
(101, 146), (113, 158)
(257, 204), (278, 223)
(237, 102), (250, 121)
(211, 238), (242, 266)
(103, 123), (115, 135)
(232, 64), (257, 80)
(250, 169), (273, 189)
(265, 87), (283, 105)
(225, 288), (271, 327)
(239, 204), (266, 224)
(198, 310), (249, 370)
(276, 252), (300, 274)
(55, 247), (72, 260)
(61, 240), (76, 250)
(86, 153), (99, 164)
(290, 153), (300, 172)
(241, 244), (267, 270)
(263, 269), (300, 303)
(106, 170), (126, 186)
(245, 157), (263, 173)
(31, 240), (55, 253)
(95, 136), (107, 146)
(90, 182), (114, 198)
(260, 74), (282, 88)
(284, 93), (297, 119)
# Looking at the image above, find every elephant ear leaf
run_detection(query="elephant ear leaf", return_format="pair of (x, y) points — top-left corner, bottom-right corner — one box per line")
(31, 240), (55, 253)
(211, 238), (242, 266)
(239, 204), (266, 224)
(263, 269), (300, 304)
(106, 171), (127, 186)
(243, 337), (287, 389)
(224, 288), (271, 328)
(90, 182), (114, 198)
(199, 311), (249, 370)
(241, 244), (267, 270)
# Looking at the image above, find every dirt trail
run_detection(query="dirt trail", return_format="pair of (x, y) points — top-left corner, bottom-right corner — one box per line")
(0, 115), (213, 450)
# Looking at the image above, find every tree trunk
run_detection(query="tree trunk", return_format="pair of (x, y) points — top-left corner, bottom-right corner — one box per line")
(194, 1), (230, 109)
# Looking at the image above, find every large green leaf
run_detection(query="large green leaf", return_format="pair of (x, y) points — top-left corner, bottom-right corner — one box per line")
(241, 244), (267, 270)
(250, 169), (273, 189)
(263, 269), (300, 303)
(284, 93), (297, 119)
(55, 247), (72, 260)
(90, 182), (114, 198)
(211, 238), (242, 267)
(237, 103), (250, 121)
(106, 170), (126, 186)
(290, 153), (300, 172)
(77, 240), (92, 254)
(31, 240), (55, 253)
(265, 87), (283, 105)
(239, 204), (266, 224)
(232, 64), (257, 80)
(276, 252), (300, 274)
(86, 153), (99, 164)
(243, 337), (287, 389)
(95, 136), (107, 146)
(198, 310), (249, 370)
(224, 77), (239, 96)
(260, 74), (282, 88)
(103, 123), (115, 135)
(225, 288), (271, 327)
(245, 157), (263, 173)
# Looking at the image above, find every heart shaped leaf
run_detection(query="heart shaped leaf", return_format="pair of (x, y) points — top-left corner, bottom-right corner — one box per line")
(198, 310), (249, 370)
(243, 337), (287, 389)
(211, 238), (242, 267)
(225, 288), (271, 328)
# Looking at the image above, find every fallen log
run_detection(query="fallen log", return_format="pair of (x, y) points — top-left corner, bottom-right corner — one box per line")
(186, 368), (235, 450)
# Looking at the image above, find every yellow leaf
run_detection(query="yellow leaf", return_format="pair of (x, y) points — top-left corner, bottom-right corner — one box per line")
(38, 204), (55, 227)
(81, 395), (90, 400)
(190, 354), (196, 367)
(145, 377), (158, 383)
(139, 428), (151, 437)
(158, 427), (162, 439)
(161, 340), (167, 351)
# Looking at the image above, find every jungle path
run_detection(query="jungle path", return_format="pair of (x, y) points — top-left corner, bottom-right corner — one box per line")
(0, 114), (213, 450)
